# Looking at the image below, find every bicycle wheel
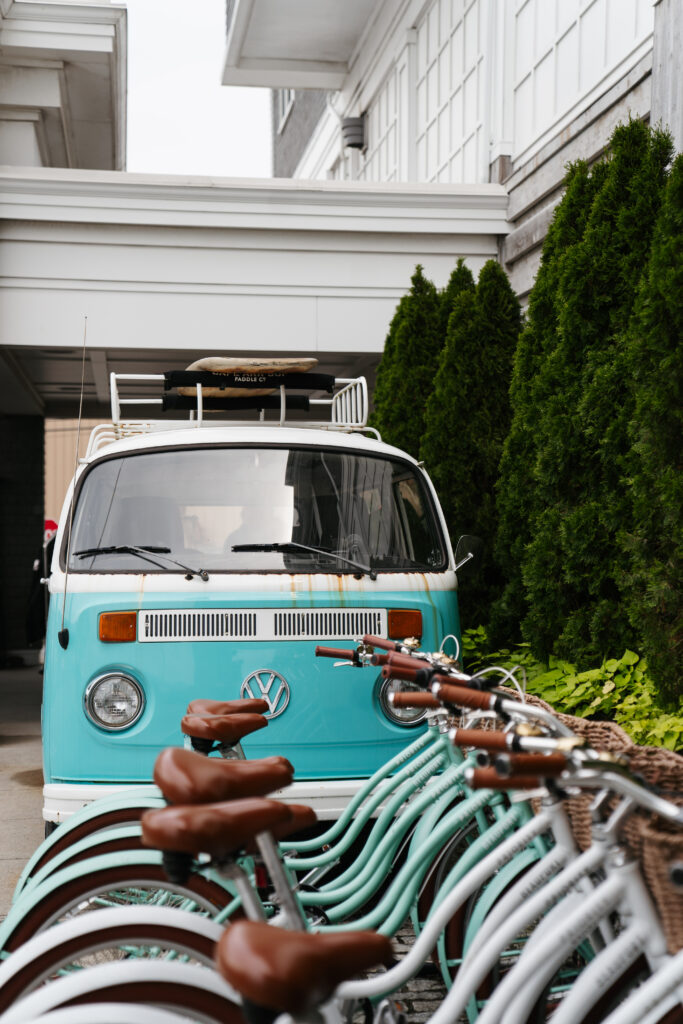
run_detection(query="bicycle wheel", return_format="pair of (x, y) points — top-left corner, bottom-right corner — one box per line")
(0, 961), (244, 1024)
(1, 851), (235, 955)
(25, 1005), (197, 1024)
(18, 826), (146, 901)
(16, 793), (164, 901)
(0, 907), (224, 1014)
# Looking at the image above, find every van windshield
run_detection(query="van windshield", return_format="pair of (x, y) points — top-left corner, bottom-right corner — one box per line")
(67, 446), (447, 574)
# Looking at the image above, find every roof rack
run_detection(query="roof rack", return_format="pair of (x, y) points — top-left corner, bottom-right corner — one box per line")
(86, 370), (370, 456)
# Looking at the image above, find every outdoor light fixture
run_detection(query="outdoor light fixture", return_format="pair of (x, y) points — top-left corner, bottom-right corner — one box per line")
(341, 116), (366, 150)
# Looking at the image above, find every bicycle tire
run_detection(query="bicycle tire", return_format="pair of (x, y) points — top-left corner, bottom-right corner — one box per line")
(2, 854), (234, 954)
(19, 797), (164, 896)
(564, 955), (681, 1024)
(25, 1005), (196, 1024)
(0, 906), (224, 1013)
(20, 826), (146, 899)
(0, 961), (244, 1024)
(414, 819), (479, 967)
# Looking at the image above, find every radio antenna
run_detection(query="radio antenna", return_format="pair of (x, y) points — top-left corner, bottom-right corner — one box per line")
(58, 314), (88, 650)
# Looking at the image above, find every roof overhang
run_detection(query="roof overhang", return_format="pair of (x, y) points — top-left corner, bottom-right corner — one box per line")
(0, 0), (127, 169)
(222, 0), (378, 89)
(0, 167), (509, 417)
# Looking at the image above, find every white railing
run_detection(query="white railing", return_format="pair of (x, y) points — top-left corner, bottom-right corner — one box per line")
(86, 369), (371, 455)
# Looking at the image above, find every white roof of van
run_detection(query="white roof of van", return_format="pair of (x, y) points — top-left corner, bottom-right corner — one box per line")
(84, 423), (417, 467)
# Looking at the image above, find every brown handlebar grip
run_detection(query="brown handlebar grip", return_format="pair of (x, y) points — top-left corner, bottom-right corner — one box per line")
(390, 692), (441, 709)
(382, 664), (420, 683)
(468, 768), (542, 790)
(363, 635), (399, 651)
(432, 682), (493, 711)
(386, 652), (422, 671)
(315, 646), (356, 660)
(451, 729), (510, 752)
(371, 653), (390, 666)
(499, 753), (567, 777)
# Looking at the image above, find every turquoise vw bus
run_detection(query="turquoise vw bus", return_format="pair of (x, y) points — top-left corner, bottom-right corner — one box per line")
(42, 364), (460, 826)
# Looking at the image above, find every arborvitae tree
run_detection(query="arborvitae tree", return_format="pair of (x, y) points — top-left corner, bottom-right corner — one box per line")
(521, 119), (673, 665)
(371, 265), (442, 458)
(421, 260), (521, 628)
(620, 153), (683, 705)
(438, 258), (475, 339)
(369, 293), (410, 435)
(489, 160), (606, 648)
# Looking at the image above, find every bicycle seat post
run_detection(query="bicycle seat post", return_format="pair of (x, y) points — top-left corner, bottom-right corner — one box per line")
(255, 830), (307, 930)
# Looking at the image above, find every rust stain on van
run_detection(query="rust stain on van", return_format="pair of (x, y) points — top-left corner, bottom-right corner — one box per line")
(417, 572), (439, 643)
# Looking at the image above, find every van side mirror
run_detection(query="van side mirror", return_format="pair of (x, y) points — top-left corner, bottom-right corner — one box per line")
(454, 535), (483, 575)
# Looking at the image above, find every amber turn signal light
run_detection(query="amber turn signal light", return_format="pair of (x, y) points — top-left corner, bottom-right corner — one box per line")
(387, 609), (422, 640)
(99, 612), (137, 643)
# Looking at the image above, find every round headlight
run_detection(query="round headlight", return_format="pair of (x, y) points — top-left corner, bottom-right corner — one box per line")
(378, 677), (428, 727)
(84, 673), (144, 731)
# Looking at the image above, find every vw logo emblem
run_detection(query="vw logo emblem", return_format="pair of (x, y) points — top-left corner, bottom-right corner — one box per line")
(240, 669), (290, 719)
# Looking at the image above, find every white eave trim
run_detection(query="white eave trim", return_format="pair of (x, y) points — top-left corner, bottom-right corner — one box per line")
(222, 0), (351, 89)
(0, 167), (511, 235)
(222, 58), (349, 91)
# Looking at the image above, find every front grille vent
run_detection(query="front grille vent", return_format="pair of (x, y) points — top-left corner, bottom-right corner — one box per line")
(273, 609), (383, 639)
(138, 607), (387, 643)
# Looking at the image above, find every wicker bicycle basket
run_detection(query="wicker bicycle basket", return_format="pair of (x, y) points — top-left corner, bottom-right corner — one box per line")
(502, 690), (683, 952)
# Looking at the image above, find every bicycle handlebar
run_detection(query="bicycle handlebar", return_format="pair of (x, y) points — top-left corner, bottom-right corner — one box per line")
(450, 728), (510, 752)
(389, 691), (441, 709)
(495, 752), (568, 777)
(315, 646), (359, 663)
(467, 767), (544, 790)
(363, 634), (401, 651)
(431, 680), (496, 711)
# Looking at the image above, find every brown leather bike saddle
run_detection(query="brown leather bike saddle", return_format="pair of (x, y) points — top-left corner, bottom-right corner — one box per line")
(215, 920), (394, 1013)
(187, 697), (269, 716)
(246, 803), (317, 847)
(141, 798), (295, 857)
(153, 747), (294, 805)
(180, 713), (267, 745)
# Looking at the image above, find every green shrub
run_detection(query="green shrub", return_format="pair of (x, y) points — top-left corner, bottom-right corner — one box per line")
(462, 627), (683, 751)
(491, 160), (607, 650)
(369, 265), (442, 458)
(370, 293), (410, 436)
(553, 119), (673, 662)
(499, 120), (673, 669)
(438, 258), (475, 339)
(421, 260), (521, 627)
(620, 153), (683, 705)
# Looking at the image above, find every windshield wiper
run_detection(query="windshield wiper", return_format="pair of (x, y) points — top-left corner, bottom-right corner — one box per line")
(232, 541), (377, 581)
(74, 545), (209, 581)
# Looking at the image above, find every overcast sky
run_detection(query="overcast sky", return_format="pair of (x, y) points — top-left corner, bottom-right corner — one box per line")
(123, 0), (273, 178)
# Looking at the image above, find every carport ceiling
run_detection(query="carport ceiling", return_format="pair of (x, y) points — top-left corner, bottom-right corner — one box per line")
(0, 345), (380, 420)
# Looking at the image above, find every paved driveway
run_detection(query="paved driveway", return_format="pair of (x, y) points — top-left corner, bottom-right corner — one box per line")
(0, 666), (44, 918)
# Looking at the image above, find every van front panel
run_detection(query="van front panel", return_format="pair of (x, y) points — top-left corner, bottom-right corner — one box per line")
(42, 581), (459, 785)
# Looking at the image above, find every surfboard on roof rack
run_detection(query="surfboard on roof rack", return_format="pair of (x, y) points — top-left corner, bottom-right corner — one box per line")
(95, 357), (370, 454)
(175, 356), (322, 398)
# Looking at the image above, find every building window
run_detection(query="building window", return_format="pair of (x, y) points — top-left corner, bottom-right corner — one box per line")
(276, 89), (295, 133)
